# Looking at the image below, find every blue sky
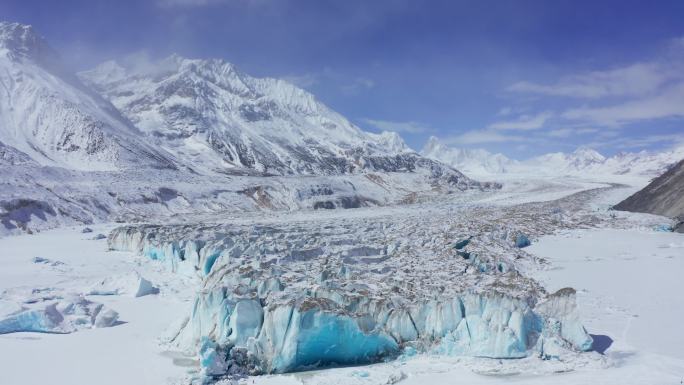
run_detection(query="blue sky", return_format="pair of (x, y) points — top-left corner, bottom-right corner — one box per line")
(2, 0), (684, 158)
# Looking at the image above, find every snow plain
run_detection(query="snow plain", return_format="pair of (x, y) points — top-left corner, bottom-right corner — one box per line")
(1, 179), (683, 385)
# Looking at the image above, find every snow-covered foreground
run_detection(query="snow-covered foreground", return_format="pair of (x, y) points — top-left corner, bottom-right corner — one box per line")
(0, 225), (194, 385)
(530, 228), (684, 360)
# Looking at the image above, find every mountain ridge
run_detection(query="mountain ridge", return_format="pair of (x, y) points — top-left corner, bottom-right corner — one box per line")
(422, 135), (684, 179)
(79, 54), (419, 176)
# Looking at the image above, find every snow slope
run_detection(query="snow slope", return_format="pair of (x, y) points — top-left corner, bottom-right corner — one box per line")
(0, 22), (177, 171)
(614, 158), (684, 231)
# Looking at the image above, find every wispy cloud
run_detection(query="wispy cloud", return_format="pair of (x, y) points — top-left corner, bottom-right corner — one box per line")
(561, 83), (684, 126)
(440, 129), (531, 145)
(546, 127), (598, 138)
(507, 63), (672, 99)
(363, 118), (430, 134)
(341, 77), (375, 94)
(584, 133), (684, 150)
(281, 73), (319, 88)
(157, 0), (230, 8)
(501, 36), (684, 146)
(487, 111), (553, 131)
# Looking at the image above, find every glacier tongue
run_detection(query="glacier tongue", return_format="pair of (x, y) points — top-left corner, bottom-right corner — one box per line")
(106, 186), (614, 377)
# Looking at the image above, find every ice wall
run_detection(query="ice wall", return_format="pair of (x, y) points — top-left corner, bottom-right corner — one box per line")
(109, 223), (593, 378)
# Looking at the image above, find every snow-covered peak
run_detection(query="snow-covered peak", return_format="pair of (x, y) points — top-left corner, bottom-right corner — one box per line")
(370, 131), (411, 153)
(0, 22), (177, 171)
(422, 135), (444, 154)
(569, 146), (606, 165)
(0, 22), (58, 65)
(420, 136), (515, 176)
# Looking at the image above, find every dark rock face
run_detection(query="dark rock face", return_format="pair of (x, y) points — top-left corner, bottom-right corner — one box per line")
(614, 158), (684, 232)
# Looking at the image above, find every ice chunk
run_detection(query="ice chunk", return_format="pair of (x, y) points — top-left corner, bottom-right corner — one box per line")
(199, 337), (229, 377)
(0, 296), (119, 334)
(515, 234), (531, 248)
(653, 224), (673, 232)
(133, 276), (159, 297)
(227, 300), (263, 347)
(536, 288), (593, 351)
(94, 308), (119, 328)
(87, 272), (159, 297)
(0, 304), (63, 334)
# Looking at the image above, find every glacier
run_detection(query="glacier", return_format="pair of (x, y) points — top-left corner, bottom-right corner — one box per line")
(106, 186), (612, 378)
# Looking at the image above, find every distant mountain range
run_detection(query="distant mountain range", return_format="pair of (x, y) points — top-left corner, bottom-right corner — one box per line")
(0, 21), (488, 235)
(422, 136), (684, 179)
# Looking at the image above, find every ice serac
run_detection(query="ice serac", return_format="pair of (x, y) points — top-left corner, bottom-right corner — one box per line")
(108, 197), (598, 377)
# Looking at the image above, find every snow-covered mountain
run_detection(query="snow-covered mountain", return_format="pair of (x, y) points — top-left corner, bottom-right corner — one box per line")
(0, 22), (177, 171)
(0, 22), (495, 236)
(79, 55), (419, 176)
(520, 146), (684, 177)
(421, 136), (517, 175)
(423, 136), (684, 179)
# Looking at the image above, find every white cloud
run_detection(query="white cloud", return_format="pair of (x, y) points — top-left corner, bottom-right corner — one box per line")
(502, 37), (684, 137)
(341, 77), (375, 94)
(440, 129), (530, 145)
(487, 111), (553, 131)
(497, 107), (513, 116)
(562, 83), (684, 126)
(584, 133), (684, 150)
(547, 127), (598, 138)
(508, 62), (674, 99)
(363, 119), (430, 134)
(157, 0), (230, 7)
(281, 73), (319, 88)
